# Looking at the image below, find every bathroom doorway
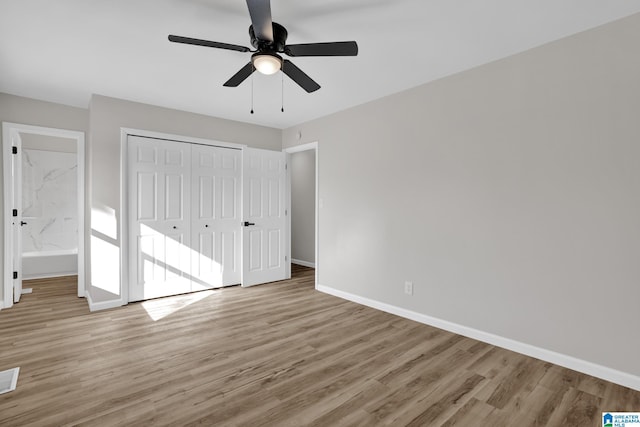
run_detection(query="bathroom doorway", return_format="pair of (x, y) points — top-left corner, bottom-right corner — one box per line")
(2, 123), (85, 309)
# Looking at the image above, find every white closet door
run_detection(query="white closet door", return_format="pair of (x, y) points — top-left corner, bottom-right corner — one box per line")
(242, 147), (287, 287)
(128, 136), (191, 302)
(191, 144), (242, 290)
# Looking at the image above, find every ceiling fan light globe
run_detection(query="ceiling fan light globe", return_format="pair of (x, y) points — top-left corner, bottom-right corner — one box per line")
(252, 54), (282, 75)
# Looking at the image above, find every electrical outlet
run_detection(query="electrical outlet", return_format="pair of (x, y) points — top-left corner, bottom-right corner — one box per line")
(404, 281), (413, 295)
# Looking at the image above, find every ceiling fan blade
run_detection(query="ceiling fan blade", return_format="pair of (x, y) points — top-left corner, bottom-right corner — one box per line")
(223, 63), (255, 87)
(285, 41), (358, 57)
(282, 60), (320, 93)
(246, 0), (273, 42)
(168, 35), (250, 53)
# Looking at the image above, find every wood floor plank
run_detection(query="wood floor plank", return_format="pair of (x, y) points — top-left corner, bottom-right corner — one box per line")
(402, 371), (486, 427)
(306, 379), (391, 427)
(440, 397), (496, 426)
(365, 349), (479, 423)
(485, 357), (547, 409)
(1, 266), (638, 426)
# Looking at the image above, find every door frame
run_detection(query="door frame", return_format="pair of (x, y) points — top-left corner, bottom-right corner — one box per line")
(2, 122), (86, 310)
(283, 141), (319, 287)
(119, 128), (246, 304)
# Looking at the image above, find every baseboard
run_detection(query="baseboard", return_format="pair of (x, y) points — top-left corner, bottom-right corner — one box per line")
(316, 283), (640, 392)
(85, 290), (126, 312)
(292, 259), (315, 268)
(23, 272), (78, 280)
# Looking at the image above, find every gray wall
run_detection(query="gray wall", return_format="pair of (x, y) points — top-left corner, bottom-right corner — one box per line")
(283, 13), (640, 377)
(0, 93), (89, 306)
(88, 95), (283, 303)
(290, 150), (316, 265)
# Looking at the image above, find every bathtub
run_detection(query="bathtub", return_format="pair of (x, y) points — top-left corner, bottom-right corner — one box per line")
(22, 249), (78, 279)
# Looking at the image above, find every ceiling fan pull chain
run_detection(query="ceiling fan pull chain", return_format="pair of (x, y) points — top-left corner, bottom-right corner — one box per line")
(281, 69), (284, 112)
(250, 65), (255, 114)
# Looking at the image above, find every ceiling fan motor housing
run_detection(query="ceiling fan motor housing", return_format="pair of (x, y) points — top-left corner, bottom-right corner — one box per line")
(250, 22), (288, 52)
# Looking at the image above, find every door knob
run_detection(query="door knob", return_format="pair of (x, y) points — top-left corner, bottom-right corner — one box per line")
(243, 221), (256, 227)
(20, 221), (28, 226)
(172, 226), (177, 229)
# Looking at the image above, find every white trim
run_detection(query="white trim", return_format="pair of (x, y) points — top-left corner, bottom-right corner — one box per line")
(23, 249), (78, 258)
(284, 152), (291, 280)
(316, 283), (640, 392)
(119, 129), (129, 306)
(77, 128), (85, 298)
(314, 144), (319, 288)
(120, 128), (246, 150)
(291, 259), (315, 268)
(85, 290), (125, 312)
(2, 122), (86, 309)
(2, 125), (14, 310)
(0, 367), (20, 395)
(23, 272), (78, 280)
(284, 141), (317, 154)
(283, 141), (319, 288)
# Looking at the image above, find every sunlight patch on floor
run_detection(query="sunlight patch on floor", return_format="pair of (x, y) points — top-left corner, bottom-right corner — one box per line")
(141, 290), (215, 321)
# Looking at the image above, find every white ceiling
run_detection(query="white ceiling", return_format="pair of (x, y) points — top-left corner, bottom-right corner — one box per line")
(1, 1), (640, 129)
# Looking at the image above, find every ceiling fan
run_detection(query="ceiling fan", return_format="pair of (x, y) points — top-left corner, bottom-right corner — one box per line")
(168, 0), (358, 93)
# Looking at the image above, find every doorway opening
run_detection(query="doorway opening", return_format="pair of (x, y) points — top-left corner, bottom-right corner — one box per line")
(2, 123), (85, 309)
(284, 142), (318, 287)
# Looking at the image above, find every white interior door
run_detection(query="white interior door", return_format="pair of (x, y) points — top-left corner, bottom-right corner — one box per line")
(242, 147), (287, 287)
(128, 136), (191, 301)
(10, 131), (23, 303)
(190, 144), (242, 290)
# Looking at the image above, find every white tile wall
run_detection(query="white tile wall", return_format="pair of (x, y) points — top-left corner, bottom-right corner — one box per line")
(22, 149), (78, 253)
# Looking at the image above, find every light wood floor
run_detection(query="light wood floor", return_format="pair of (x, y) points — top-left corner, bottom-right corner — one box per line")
(1, 267), (638, 426)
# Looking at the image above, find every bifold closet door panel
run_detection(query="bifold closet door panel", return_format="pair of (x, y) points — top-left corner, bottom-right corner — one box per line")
(128, 136), (192, 302)
(190, 144), (242, 289)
